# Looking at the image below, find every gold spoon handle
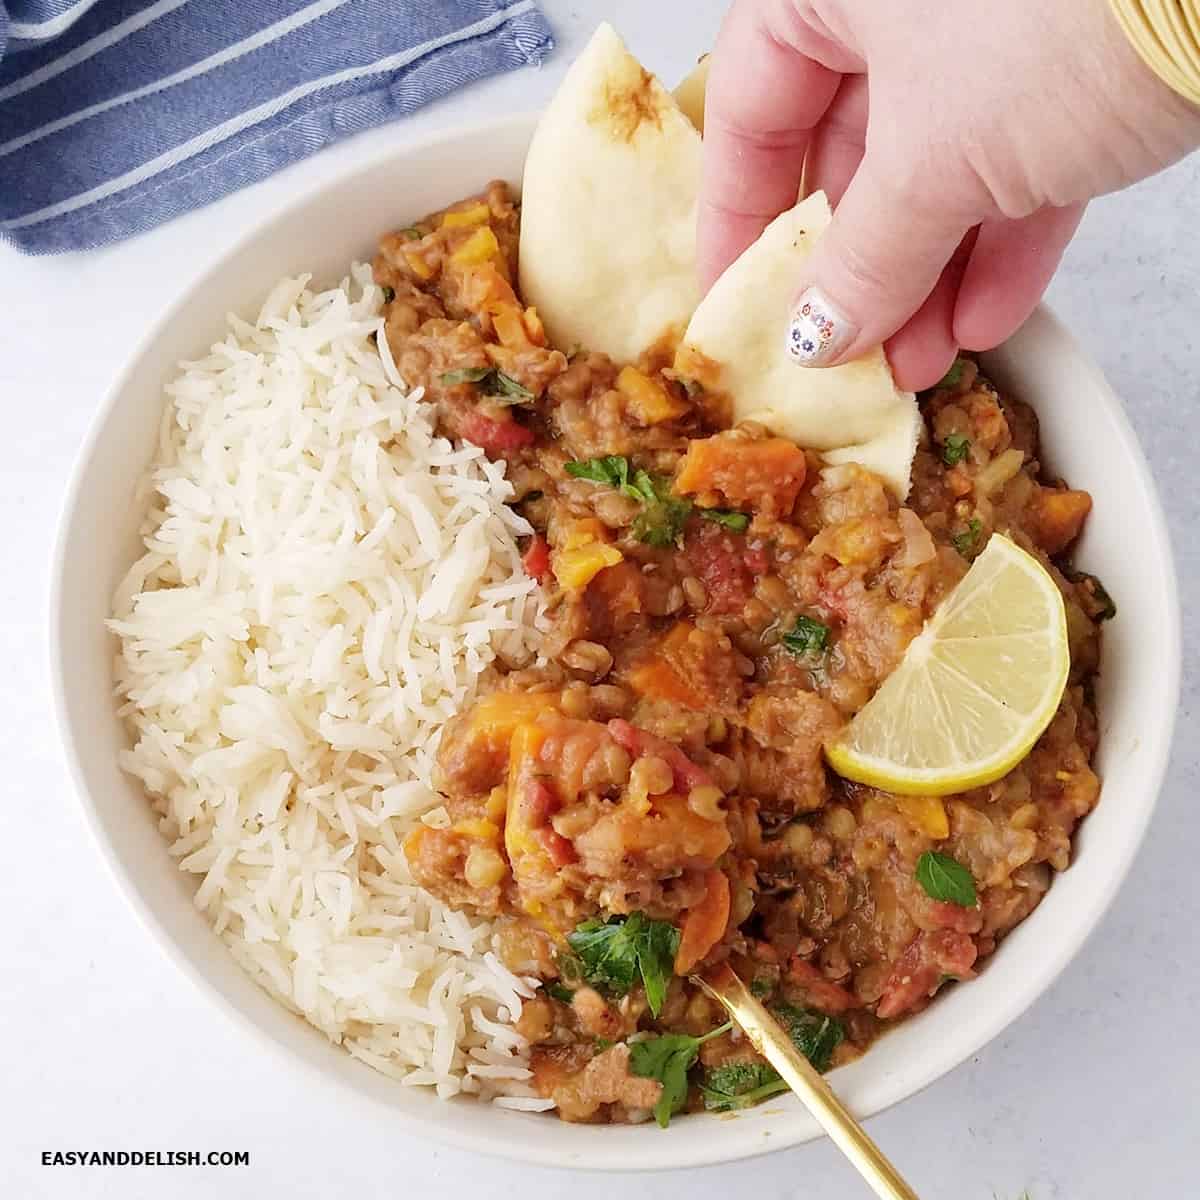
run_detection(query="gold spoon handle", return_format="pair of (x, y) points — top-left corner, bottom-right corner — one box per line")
(695, 965), (921, 1200)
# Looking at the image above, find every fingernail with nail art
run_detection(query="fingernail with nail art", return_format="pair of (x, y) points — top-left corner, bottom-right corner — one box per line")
(785, 290), (856, 367)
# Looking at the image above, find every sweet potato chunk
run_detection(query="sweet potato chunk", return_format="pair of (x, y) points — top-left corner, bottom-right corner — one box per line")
(675, 432), (807, 515)
(1036, 487), (1091, 555)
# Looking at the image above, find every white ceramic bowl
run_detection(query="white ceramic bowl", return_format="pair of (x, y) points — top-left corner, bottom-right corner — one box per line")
(51, 113), (1180, 1171)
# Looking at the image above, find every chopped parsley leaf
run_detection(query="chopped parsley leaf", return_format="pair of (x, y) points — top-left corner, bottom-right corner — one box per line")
(700, 508), (750, 533)
(566, 912), (680, 1018)
(563, 458), (693, 546)
(782, 615), (830, 658)
(952, 517), (983, 558)
(632, 491), (692, 547)
(566, 455), (633, 492)
(439, 367), (534, 404)
(494, 370), (534, 400)
(629, 1022), (732, 1127)
(936, 357), (966, 390)
(401, 226), (423, 240)
(915, 850), (977, 907)
(700, 1061), (788, 1112)
(381, 285), (395, 304)
(700, 1006), (844, 1112)
(545, 981), (574, 1004)
(942, 433), (970, 466)
(772, 1004), (845, 1072)
(439, 366), (493, 387)
(748, 977), (773, 1000)
(1067, 569), (1117, 621)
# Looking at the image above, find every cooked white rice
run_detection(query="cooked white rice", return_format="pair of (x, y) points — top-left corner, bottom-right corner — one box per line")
(109, 265), (553, 1105)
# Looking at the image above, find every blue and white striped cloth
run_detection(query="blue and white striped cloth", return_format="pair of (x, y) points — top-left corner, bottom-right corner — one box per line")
(0, 0), (553, 254)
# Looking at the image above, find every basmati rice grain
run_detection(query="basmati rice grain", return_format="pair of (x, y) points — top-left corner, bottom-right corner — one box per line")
(110, 266), (550, 1106)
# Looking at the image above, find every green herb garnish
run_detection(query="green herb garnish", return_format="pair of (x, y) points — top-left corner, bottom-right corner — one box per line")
(381, 285), (395, 304)
(594, 1037), (614, 1051)
(700, 1061), (789, 1112)
(632, 490), (693, 547)
(566, 912), (680, 1017)
(565, 458), (693, 546)
(772, 1004), (845, 1072)
(952, 517), (983, 558)
(936, 357), (966, 390)
(700, 508), (750, 533)
(438, 366), (534, 404)
(565, 455), (633, 492)
(748, 977), (773, 1000)
(545, 981), (574, 1004)
(629, 1022), (732, 1127)
(915, 851), (977, 907)
(781, 614), (830, 658)
(439, 366), (493, 387)
(942, 433), (970, 466)
(699, 1006), (843, 1112)
(401, 226), (423, 240)
(494, 370), (534, 400)
(1068, 569), (1117, 621)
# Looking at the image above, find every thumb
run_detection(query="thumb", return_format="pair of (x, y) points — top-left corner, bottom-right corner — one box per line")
(786, 153), (970, 369)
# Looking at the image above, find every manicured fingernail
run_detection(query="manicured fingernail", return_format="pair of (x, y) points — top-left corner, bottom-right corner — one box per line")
(785, 290), (856, 367)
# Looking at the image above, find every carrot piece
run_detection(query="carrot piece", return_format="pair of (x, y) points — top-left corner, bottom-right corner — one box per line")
(674, 868), (731, 975)
(674, 433), (807, 513)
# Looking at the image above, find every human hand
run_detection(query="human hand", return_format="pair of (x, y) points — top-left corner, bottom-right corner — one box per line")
(698, 0), (1200, 390)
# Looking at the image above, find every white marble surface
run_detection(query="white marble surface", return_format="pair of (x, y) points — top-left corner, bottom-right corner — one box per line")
(2, 2), (1197, 1197)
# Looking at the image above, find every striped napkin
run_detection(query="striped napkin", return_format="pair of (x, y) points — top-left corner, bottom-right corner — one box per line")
(0, 0), (553, 254)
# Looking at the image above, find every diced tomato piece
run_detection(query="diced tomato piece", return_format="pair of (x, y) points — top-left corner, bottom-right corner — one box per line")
(683, 522), (755, 615)
(536, 826), (577, 867)
(460, 410), (535, 455)
(606, 719), (713, 792)
(743, 546), (769, 575)
(522, 535), (551, 582)
(875, 930), (978, 1020)
(785, 958), (858, 1015)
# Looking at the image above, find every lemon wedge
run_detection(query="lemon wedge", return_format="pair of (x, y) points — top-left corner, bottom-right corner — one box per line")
(825, 534), (1069, 796)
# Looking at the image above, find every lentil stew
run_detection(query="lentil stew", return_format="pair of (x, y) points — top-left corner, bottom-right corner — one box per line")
(374, 183), (1106, 1125)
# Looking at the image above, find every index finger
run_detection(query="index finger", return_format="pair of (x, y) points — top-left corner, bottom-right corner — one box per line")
(698, 0), (846, 290)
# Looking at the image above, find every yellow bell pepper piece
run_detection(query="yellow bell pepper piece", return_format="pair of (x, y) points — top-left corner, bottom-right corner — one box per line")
(552, 543), (623, 591)
(490, 302), (530, 348)
(440, 202), (491, 229)
(561, 517), (607, 551)
(402, 248), (435, 281)
(450, 225), (500, 267)
(895, 795), (950, 840)
(617, 365), (688, 425)
(451, 818), (500, 841)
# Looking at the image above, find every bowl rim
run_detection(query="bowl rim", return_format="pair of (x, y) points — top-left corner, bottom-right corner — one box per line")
(49, 111), (1182, 1172)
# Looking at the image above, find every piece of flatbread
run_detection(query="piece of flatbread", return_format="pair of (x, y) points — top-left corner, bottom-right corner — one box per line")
(673, 55), (709, 134)
(676, 191), (921, 498)
(518, 23), (702, 364)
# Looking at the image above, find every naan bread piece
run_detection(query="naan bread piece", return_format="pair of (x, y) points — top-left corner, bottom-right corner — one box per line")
(675, 191), (921, 498)
(519, 23), (702, 364)
(673, 54), (709, 134)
